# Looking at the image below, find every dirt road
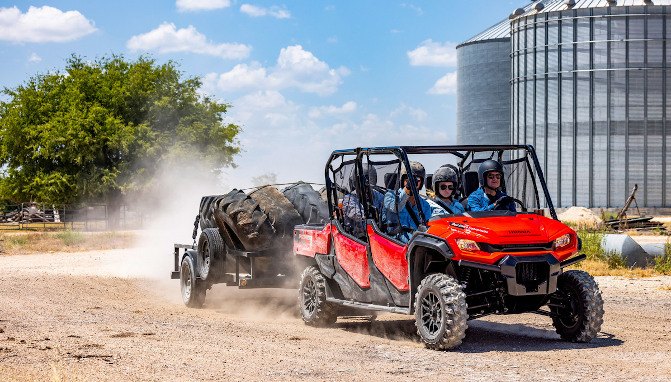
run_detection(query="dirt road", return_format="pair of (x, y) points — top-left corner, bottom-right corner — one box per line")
(1, 247), (671, 382)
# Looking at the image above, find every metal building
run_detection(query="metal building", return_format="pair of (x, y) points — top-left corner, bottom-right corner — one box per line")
(509, 0), (671, 208)
(456, 19), (512, 145)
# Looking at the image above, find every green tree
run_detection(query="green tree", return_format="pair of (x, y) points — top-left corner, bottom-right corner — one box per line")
(0, 55), (240, 213)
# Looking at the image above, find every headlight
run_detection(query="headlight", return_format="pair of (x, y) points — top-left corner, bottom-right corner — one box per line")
(456, 239), (480, 252)
(554, 233), (571, 249)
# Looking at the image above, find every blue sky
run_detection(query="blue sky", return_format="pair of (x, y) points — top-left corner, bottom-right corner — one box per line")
(0, 1), (528, 188)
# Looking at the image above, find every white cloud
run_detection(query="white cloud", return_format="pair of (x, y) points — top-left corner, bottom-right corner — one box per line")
(28, 53), (42, 63)
(408, 39), (457, 67)
(240, 4), (290, 19)
(127, 23), (250, 60)
(400, 3), (423, 15)
(0, 6), (96, 43)
(309, 101), (357, 119)
(206, 45), (348, 96)
(390, 103), (428, 122)
(429, 72), (457, 95)
(221, 99), (451, 189)
(176, 0), (231, 11)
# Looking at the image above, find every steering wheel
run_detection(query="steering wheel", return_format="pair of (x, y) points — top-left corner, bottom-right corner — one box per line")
(494, 196), (527, 212)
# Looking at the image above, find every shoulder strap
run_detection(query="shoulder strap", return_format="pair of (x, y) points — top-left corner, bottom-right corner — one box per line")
(434, 199), (454, 214)
(404, 203), (421, 227)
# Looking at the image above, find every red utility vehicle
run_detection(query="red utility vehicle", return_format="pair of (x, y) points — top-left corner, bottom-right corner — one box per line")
(293, 145), (603, 349)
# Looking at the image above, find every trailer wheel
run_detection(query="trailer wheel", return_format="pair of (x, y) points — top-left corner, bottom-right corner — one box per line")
(180, 256), (206, 308)
(298, 266), (337, 326)
(549, 270), (604, 342)
(197, 228), (225, 281)
(414, 273), (468, 350)
(282, 182), (330, 225)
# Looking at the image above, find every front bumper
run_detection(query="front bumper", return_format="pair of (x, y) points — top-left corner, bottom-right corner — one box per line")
(499, 254), (561, 296)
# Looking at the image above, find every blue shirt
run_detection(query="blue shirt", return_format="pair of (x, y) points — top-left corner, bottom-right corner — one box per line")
(384, 188), (445, 242)
(467, 187), (516, 212)
(431, 197), (465, 215)
(342, 189), (384, 238)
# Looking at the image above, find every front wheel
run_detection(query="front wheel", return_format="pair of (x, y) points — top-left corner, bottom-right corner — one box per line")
(180, 256), (206, 308)
(414, 274), (468, 350)
(298, 266), (337, 326)
(549, 270), (604, 342)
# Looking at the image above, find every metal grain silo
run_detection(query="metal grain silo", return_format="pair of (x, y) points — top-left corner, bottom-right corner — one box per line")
(510, 0), (671, 208)
(456, 18), (512, 145)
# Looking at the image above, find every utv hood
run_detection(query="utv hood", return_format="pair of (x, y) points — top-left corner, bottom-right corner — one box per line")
(427, 211), (569, 244)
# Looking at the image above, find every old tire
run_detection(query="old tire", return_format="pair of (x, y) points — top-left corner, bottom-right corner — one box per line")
(414, 273), (468, 350)
(549, 270), (604, 342)
(197, 228), (225, 281)
(199, 195), (222, 230)
(282, 182), (330, 225)
(180, 256), (206, 308)
(215, 189), (275, 252)
(298, 266), (337, 326)
(249, 185), (304, 243)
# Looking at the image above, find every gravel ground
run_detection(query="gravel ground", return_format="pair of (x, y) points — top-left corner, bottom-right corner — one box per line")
(1, 248), (671, 382)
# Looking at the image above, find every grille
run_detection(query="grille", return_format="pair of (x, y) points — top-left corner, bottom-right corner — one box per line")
(515, 262), (550, 293)
(479, 242), (553, 252)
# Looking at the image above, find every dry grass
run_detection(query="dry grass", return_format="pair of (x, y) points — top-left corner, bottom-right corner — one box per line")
(568, 259), (657, 277)
(0, 231), (136, 255)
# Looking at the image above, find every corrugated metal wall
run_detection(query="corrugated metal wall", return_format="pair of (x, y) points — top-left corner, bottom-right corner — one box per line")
(456, 40), (511, 145)
(511, 5), (671, 208)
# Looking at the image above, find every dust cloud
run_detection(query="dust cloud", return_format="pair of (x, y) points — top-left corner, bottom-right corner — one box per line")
(126, 159), (304, 320)
(129, 160), (229, 281)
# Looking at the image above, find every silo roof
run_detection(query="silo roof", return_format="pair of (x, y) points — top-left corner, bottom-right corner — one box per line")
(458, 2), (536, 48)
(512, 0), (671, 19)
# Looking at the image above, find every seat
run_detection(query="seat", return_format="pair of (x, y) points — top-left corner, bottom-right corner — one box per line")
(462, 171), (479, 197)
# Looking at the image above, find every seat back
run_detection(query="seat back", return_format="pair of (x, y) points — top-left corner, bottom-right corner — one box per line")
(384, 172), (399, 190)
(462, 171), (480, 197)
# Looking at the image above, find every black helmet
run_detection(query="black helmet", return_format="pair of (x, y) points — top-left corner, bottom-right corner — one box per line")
(433, 165), (459, 195)
(349, 164), (377, 191)
(477, 159), (504, 187)
(401, 161), (426, 189)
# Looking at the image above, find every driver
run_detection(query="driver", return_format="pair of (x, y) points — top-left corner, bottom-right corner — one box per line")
(384, 161), (445, 242)
(467, 159), (516, 212)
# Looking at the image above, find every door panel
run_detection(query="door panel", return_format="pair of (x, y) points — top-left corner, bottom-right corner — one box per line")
(332, 225), (370, 289)
(367, 225), (409, 291)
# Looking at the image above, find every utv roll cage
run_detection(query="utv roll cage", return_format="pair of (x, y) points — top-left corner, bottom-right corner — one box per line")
(323, 144), (557, 223)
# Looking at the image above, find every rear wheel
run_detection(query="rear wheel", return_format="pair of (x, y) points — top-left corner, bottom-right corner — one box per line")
(180, 256), (206, 308)
(197, 228), (224, 281)
(298, 266), (337, 326)
(414, 273), (468, 350)
(549, 270), (604, 342)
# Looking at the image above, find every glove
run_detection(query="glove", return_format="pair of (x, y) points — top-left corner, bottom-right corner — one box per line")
(495, 195), (513, 207)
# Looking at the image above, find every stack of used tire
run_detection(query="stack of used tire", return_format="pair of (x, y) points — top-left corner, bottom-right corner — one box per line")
(196, 182), (330, 283)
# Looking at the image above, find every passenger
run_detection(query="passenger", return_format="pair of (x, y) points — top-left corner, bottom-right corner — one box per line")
(384, 161), (445, 243)
(430, 166), (465, 215)
(342, 165), (384, 238)
(467, 159), (516, 212)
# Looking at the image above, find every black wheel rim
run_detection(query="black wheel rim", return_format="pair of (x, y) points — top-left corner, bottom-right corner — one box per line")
(420, 290), (443, 337)
(302, 278), (317, 316)
(553, 290), (580, 329)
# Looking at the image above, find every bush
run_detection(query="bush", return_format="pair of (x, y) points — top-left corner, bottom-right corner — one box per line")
(654, 243), (671, 275)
